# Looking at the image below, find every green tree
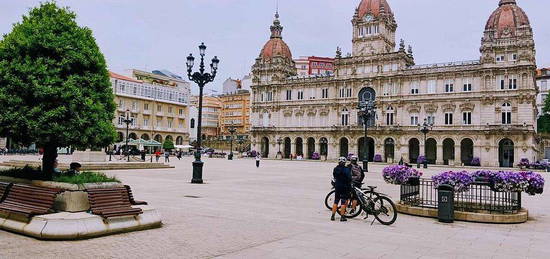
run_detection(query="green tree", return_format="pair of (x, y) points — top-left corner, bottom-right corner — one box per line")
(163, 139), (175, 151)
(0, 3), (116, 179)
(538, 114), (550, 133)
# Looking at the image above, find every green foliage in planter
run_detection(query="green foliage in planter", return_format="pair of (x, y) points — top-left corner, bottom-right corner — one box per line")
(53, 172), (120, 185)
(0, 2), (116, 179)
(0, 166), (119, 184)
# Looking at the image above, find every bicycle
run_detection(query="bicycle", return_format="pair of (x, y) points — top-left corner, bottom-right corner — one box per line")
(324, 182), (398, 225)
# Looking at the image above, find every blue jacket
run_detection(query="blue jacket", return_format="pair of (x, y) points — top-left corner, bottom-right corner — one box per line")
(333, 164), (352, 190)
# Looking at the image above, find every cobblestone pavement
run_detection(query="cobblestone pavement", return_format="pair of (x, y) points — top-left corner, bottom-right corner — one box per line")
(0, 155), (549, 258)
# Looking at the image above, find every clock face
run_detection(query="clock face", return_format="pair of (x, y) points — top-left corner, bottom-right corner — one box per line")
(365, 14), (373, 22)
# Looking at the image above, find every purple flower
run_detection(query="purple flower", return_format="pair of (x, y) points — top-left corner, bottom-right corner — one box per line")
(471, 157), (481, 166)
(492, 171), (529, 192)
(374, 154), (383, 162)
(432, 171), (474, 193)
(382, 165), (423, 185)
(311, 152), (320, 160)
(417, 156), (427, 164)
(517, 158), (530, 167)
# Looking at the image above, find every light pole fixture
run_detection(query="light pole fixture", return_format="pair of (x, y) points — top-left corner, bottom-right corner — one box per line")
(187, 42), (219, 184)
(418, 118), (433, 169)
(228, 125), (236, 160)
(276, 137), (283, 159)
(358, 100), (376, 172)
(123, 109), (134, 162)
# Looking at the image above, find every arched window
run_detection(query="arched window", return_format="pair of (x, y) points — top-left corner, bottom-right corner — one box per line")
(502, 103), (512, 125)
(386, 106), (394, 125)
(341, 108), (349, 126)
(190, 118), (195, 129)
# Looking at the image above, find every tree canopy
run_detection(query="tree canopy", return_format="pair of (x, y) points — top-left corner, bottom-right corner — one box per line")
(0, 2), (116, 176)
(163, 139), (175, 150)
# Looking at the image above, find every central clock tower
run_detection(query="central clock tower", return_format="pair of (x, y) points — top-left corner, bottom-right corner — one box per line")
(352, 0), (397, 56)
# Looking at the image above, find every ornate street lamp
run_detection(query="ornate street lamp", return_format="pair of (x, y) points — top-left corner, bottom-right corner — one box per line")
(186, 42), (219, 184)
(358, 100), (376, 172)
(276, 137), (283, 159)
(418, 118), (433, 169)
(228, 125), (236, 160)
(123, 109), (134, 162)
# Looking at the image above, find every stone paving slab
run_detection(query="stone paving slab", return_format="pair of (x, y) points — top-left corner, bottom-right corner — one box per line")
(0, 155), (548, 258)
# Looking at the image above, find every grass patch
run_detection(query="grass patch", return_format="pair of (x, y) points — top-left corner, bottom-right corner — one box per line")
(54, 172), (120, 185)
(0, 166), (120, 184)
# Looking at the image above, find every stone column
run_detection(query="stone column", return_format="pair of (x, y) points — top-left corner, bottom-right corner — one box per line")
(315, 142), (321, 155)
(436, 144), (444, 165)
(328, 142), (338, 160)
(291, 141), (296, 157)
(455, 144), (461, 166)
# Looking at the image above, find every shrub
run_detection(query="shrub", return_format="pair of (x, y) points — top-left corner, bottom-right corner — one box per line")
(249, 150), (257, 157)
(471, 157), (481, 166)
(54, 172), (120, 185)
(382, 165), (423, 185)
(0, 167), (119, 184)
(374, 154), (383, 162)
(432, 171), (474, 193)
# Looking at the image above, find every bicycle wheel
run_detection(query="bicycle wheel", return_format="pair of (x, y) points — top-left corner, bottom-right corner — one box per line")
(324, 190), (335, 210)
(373, 196), (398, 225)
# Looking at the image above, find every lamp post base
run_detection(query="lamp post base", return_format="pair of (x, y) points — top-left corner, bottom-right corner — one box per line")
(228, 153), (233, 160)
(191, 160), (204, 184)
(423, 161), (428, 169)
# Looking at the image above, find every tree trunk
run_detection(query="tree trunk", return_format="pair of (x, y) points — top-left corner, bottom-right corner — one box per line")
(42, 145), (58, 180)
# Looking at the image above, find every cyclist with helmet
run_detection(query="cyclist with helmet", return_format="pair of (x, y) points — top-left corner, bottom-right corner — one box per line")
(331, 157), (352, 221)
(349, 155), (365, 213)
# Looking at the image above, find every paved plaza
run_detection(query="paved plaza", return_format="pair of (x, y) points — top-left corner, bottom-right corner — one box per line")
(0, 155), (549, 258)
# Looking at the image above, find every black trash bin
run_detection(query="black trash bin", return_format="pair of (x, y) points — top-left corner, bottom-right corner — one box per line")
(437, 184), (454, 223)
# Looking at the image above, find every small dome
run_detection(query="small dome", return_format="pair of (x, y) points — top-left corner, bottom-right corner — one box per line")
(485, 0), (530, 38)
(259, 12), (292, 61)
(260, 38), (292, 61)
(357, 0), (394, 19)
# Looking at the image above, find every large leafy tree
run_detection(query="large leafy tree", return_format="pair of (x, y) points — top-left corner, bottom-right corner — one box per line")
(539, 95), (550, 133)
(163, 139), (175, 151)
(0, 3), (116, 179)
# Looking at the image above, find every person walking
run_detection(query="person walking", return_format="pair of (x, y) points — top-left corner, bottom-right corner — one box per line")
(164, 150), (170, 163)
(155, 150), (161, 162)
(255, 154), (261, 168)
(331, 157), (352, 222)
(177, 151), (182, 160)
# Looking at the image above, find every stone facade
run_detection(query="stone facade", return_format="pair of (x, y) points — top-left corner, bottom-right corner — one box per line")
(250, 0), (539, 168)
(110, 71), (190, 149)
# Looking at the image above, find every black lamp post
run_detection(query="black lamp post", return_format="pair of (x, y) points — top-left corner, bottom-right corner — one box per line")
(187, 42), (219, 184)
(228, 125), (236, 160)
(418, 118), (433, 169)
(122, 109), (134, 162)
(358, 100), (376, 172)
(276, 137), (283, 159)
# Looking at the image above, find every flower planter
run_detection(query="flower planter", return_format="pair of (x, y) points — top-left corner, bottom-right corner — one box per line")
(526, 187), (544, 195)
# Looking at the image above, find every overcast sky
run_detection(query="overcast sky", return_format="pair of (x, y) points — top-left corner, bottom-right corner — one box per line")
(1, 0), (549, 94)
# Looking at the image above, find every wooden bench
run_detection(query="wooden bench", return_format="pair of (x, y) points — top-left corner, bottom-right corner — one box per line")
(124, 185), (148, 205)
(0, 184), (60, 219)
(87, 187), (143, 219)
(0, 182), (13, 202)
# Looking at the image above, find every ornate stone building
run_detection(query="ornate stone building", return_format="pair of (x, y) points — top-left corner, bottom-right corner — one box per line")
(250, 0), (538, 168)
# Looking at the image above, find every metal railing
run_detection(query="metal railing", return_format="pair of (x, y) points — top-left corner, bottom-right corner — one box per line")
(400, 178), (521, 214)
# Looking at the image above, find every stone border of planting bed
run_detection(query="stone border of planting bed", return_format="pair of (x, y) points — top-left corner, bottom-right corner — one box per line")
(0, 160), (174, 171)
(396, 203), (528, 224)
(0, 177), (162, 240)
(0, 205), (161, 240)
